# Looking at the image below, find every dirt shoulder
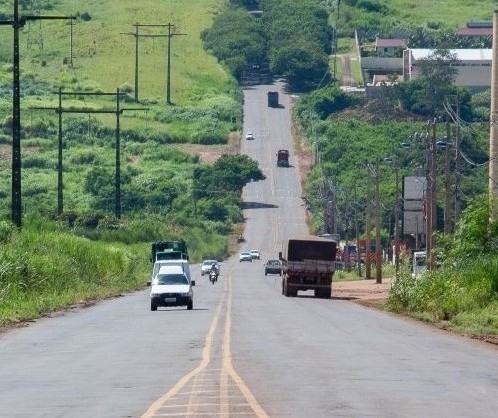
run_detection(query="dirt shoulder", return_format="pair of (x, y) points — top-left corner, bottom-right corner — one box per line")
(332, 277), (392, 306)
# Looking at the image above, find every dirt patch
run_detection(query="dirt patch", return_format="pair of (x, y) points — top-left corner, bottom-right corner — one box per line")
(332, 278), (392, 304)
(172, 132), (241, 163)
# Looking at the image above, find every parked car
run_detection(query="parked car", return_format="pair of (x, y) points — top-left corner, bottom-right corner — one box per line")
(264, 259), (282, 276)
(245, 132), (254, 140)
(239, 252), (253, 262)
(250, 250), (261, 260)
(150, 265), (195, 311)
(201, 260), (220, 276)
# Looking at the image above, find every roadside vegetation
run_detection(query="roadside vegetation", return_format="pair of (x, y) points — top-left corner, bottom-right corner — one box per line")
(0, 0), (264, 330)
(1, 0), (498, 340)
(293, 3), (498, 337)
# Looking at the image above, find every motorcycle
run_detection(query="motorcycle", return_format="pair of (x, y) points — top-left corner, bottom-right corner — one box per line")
(209, 270), (218, 284)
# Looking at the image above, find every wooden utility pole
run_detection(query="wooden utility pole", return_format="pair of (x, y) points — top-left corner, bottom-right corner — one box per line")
(489, 10), (498, 216)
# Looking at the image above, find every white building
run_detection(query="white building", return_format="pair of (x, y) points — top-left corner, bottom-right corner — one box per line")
(403, 48), (492, 91)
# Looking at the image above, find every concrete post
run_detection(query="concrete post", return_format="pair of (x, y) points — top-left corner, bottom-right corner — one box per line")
(489, 10), (498, 214)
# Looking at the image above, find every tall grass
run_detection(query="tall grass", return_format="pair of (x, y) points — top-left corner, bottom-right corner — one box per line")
(0, 218), (149, 328)
(388, 256), (498, 334)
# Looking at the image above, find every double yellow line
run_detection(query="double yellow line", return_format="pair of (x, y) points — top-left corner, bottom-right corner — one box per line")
(141, 272), (269, 418)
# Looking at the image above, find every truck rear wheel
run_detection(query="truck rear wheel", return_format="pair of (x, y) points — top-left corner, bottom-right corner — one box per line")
(315, 287), (331, 299)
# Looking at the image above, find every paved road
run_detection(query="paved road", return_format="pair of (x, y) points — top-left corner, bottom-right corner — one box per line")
(1, 81), (498, 417)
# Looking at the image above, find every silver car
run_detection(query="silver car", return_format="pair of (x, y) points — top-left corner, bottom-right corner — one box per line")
(239, 252), (252, 262)
(201, 260), (220, 276)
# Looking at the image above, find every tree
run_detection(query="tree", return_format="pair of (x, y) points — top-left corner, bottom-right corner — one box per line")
(414, 49), (458, 116)
(193, 154), (265, 199)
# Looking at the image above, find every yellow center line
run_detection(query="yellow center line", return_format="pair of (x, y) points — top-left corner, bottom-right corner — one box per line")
(141, 288), (227, 418)
(222, 272), (270, 418)
(142, 267), (270, 418)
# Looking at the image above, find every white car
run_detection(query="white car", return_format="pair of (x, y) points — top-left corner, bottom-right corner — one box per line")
(201, 259), (220, 276)
(245, 132), (254, 140)
(249, 250), (261, 260)
(239, 252), (253, 262)
(150, 265), (194, 311)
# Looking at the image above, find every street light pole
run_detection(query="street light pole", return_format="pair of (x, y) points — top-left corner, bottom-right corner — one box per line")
(393, 161), (400, 279)
(423, 119), (437, 271)
(384, 156), (400, 279)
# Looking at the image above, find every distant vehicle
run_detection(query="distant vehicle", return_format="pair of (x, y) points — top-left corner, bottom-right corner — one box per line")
(264, 259), (281, 276)
(250, 250), (261, 260)
(150, 240), (188, 263)
(245, 132), (254, 140)
(412, 251), (427, 278)
(239, 252), (253, 262)
(277, 149), (289, 167)
(201, 260), (220, 276)
(150, 265), (194, 311)
(267, 91), (279, 107)
(280, 237), (338, 298)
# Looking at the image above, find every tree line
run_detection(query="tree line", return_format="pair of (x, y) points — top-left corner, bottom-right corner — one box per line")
(201, 0), (333, 91)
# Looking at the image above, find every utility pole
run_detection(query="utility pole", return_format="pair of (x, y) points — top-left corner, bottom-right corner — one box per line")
(0, 1), (75, 227)
(354, 187), (362, 277)
(424, 119), (437, 271)
(489, 9), (498, 217)
(385, 156), (400, 279)
(121, 23), (185, 104)
(444, 121), (452, 234)
(374, 163), (382, 283)
(454, 93), (462, 224)
(333, 0), (341, 82)
(165, 23), (186, 104)
(33, 91), (147, 218)
(365, 167), (372, 280)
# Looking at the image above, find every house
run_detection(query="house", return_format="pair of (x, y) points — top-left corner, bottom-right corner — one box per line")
(375, 38), (406, 57)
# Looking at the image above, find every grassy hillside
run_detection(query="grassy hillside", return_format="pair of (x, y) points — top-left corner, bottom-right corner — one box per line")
(387, 0), (496, 26)
(0, 0), (230, 104)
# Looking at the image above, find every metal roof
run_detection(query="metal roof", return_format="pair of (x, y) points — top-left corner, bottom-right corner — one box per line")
(409, 48), (492, 61)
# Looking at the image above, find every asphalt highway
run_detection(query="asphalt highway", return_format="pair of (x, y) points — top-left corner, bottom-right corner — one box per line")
(1, 81), (498, 417)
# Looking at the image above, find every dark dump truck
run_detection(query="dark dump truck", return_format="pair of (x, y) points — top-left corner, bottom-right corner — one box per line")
(267, 91), (279, 107)
(279, 237), (337, 298)
(151, 239), (189, 262)
(276, 149), (289, 167)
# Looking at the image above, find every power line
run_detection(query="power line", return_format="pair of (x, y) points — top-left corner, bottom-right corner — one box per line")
(0, 1), (75, 227)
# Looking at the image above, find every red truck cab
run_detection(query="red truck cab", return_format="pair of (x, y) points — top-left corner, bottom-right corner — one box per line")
(277, 149), (289, 167)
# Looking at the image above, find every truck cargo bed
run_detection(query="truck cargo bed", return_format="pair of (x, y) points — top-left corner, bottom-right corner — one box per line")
(284, 259), (338, 274)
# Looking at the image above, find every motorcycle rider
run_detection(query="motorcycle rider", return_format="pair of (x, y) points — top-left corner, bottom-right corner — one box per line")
(210, 263), (218, 276)
(209, 263), (218, 283)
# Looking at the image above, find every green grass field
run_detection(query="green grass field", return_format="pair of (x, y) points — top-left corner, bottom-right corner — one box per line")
(388, 0), (496, 26)
(0, 0), (230, 105)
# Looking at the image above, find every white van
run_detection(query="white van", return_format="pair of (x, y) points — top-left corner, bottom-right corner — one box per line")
(150, 265), (195, 311)
(148, 259), (191, 285)
(412, 251), (427, 278)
